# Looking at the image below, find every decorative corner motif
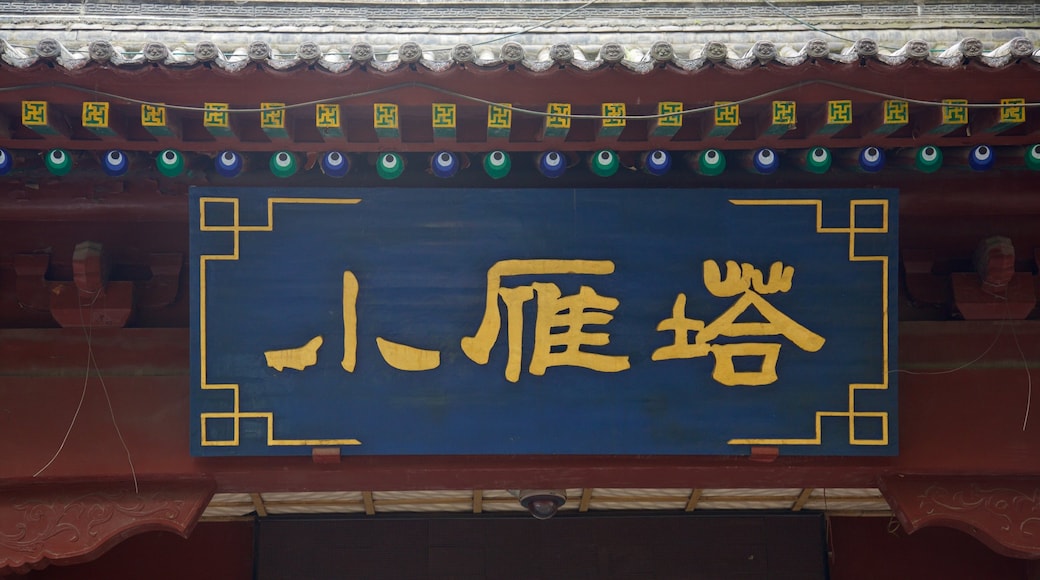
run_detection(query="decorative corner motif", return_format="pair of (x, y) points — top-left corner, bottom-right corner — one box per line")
(197, 196), (364, 448)
(726, 198), (892, 448)
(0, 480), (215, 575)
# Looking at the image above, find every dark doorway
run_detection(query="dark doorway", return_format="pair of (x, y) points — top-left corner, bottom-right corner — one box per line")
(257, 512), (827, 579)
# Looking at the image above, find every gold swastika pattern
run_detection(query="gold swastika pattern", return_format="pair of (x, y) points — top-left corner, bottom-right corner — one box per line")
(657, 102), (682, 127)
(432, 103), (456, 128)
(827, 100), (853, 125)
(261, 103), (285, 129)
(141, 104), (166, 127)
(714, 102), (739, 126)
(602, 103), (627, 127)
(883, 100), (908, 124)
(21, 101), (47, 126)
(1000, 98), (1025, 124)
(546, 103), (571, 129)
(316, 104), (340, 128)
(772, 101), (796, 125)
(82, 102), (109, 128)
(941, 99), (968, 125)
(488, 104), (512, 129)
(204, 103), (229, 127)
(374, 103), (399, 129)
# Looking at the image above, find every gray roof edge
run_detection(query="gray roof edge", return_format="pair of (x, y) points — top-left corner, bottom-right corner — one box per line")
(3, 33), (1037, 71)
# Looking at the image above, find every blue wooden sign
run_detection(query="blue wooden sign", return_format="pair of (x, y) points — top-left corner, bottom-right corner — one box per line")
(191, 187), (898, 457)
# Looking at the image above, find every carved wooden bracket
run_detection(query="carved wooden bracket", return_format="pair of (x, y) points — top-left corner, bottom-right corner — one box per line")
(881, 475), (1040, 559)
(14, 243), (182, 328)
(0, 479), (215, 574)
(953, 237), (1036, 320)
(904, 237), (1037, 320)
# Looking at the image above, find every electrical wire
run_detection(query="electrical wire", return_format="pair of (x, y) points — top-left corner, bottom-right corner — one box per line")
(890, 288), (1033, 432)
(1013, 317), (1033, 431)
(890, 319), (1005, 377)
(469, 0), (603, 47)
(32, 290), (139, 494)
(32, 330), (91, 478)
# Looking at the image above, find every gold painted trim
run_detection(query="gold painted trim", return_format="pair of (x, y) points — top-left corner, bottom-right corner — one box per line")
(727, 198), (891, 447)
(198, 196), (363, 447)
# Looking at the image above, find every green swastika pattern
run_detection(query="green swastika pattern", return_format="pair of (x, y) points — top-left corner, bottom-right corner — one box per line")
(827, 100), (852, 125)
(316, 104), (340, 128)
(261, 104), (285, 129)
(772, 101), (796, 125)
(1000, 98), (1025, 124)
(883, 101), (908, 124)
(21, 101), (47, 125)
(432, 104), (456, 128)
(546, 103), (571, 129)
(714, 102), (739, 127)
(602, 103), (626, 127)
(488, 104), (512, 129)
(374, 104), (399, 129)
(658, 102), (682, 127)
(204, 104), (229, 127)
(82, 102), (109, 127)
(942, 100), (968, 124)
(141, 104), (166, 127)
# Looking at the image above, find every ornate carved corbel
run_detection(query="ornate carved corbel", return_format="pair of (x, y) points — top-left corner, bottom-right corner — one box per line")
(14, 243), (182, 327)
(881, 475), (1040, 559)
(0, 479), (215, 574)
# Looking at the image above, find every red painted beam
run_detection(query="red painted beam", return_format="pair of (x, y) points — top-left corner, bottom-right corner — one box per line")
(1, 322), (1038, 492)
(0, 61), (1038, 154)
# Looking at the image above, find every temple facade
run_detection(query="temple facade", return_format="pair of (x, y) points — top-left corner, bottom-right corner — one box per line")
(2, 1), (1040, 577)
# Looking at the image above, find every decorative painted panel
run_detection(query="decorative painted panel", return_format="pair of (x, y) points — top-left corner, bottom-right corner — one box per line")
(191, 188), (898, 457)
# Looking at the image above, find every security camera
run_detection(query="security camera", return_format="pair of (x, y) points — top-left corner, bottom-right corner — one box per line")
(514, 489), (567, 520)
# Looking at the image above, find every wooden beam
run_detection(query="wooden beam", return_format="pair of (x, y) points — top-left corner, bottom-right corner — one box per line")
(473, 489), (483, 514)
(203, 103), (234, 138)
(1, 323), (1039, 493)
(250, 492), (268, 517)
(791, 488), (814, 512)
(814, 100), (852, 136)
(871, 100), (908, 136)
(20, 100), (71, 137)
(81, 101), (119, 138)
(315, 104), (343, 139)
(706, 102), (738, 138)
(433, 103), (457, 141)
(763, 101), (796, 136)
(684, 489), (703, 512)
(579, 488), (593, 512)
(598, 102), (626, 139)
(487, 103), (511, 141)
(260, 103), (289, 140)
(541, 103), (570, 140)
(140, 103), (177, 138)
(649, 101), (682, 138)
(374, 103), (400, 141)
(362, 491), (375, 515)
